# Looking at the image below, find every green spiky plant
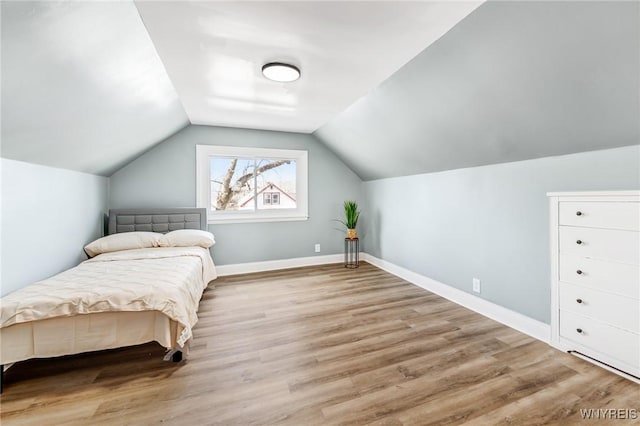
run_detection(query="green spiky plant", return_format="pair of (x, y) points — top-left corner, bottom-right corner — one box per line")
(342, 200), (360, 230)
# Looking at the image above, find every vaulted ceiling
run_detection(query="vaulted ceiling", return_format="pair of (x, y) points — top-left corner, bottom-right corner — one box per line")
(315, 1), (640, 180)
(2, 1), (638, 179)
(1, 0), (480, 175)
(1, 1), (189, 176)
(135, 1), (481, 133)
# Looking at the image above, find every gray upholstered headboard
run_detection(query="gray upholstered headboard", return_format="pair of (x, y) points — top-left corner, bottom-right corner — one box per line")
(108, 208), (207, 235)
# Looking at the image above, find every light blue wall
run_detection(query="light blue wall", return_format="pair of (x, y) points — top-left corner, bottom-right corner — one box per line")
(362, 146), (640, 323)
(1, 159), (108, 296)
(109, 125), (363, 265)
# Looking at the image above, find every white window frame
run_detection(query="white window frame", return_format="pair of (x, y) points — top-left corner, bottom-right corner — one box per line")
(196, 145), (308, 224)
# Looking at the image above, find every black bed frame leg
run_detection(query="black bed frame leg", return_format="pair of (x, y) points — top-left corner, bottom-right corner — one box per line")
(171, 351), (183, 362)
(1, 364), (4, 394)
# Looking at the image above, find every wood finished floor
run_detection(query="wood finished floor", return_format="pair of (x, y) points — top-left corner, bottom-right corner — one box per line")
(1, 262), (638, 425)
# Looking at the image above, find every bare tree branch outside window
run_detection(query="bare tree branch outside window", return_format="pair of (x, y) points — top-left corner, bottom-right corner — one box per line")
(212, 158), (292, 210)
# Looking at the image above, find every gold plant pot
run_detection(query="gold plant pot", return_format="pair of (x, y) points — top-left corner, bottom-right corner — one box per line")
(346, 229), (357, 239)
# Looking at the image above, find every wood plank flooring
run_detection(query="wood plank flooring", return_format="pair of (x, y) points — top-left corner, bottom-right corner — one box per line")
(1, 262), (638, 425)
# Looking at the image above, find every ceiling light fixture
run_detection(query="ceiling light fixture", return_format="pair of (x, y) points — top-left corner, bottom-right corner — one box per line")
(262, 62), (300, 82)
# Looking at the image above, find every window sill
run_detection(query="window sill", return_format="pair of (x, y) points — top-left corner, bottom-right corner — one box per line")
(207, 215), (309, 225)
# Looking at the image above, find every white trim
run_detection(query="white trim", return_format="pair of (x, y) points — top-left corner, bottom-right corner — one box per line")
(216, 254), (345, 276)
(361, 253), (551, 343)
(546, 190), (639, 197)
(549, 196), (561, 345)
(207, 215), (308, 225)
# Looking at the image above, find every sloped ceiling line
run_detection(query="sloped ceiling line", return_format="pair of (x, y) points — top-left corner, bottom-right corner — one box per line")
(1, 0), (482, 175)
(133, 1), (482, 134)
(314, 1), (640, 180)
(3, 1), (637, 180)
(1, 1), (189, 176)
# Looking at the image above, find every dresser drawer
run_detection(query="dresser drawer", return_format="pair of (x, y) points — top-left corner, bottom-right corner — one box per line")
(559, 226), (640, 265)
(560, 202), (640, 231)
(559, 282), (639, 332)
(559, 310), (640, 368)
(559, 253), (640, 299)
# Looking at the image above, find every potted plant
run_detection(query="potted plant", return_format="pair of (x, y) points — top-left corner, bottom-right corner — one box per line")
(341, 200), (360, 239)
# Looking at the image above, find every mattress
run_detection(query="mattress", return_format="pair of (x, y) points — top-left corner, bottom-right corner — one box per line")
(0, 246), (216, 366)
(0, 311), (177, 365)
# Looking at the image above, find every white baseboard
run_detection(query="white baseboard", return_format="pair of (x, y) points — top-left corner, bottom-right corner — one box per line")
(216, 253), (344, 276)
(215, 252), (550, 344)
(361, 253), (551, 343)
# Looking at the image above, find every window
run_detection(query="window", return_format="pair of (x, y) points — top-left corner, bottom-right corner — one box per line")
(263, 192), (280, 206)
(196, 145), (308, 223)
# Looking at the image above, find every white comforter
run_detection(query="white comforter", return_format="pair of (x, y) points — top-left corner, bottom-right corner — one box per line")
(0, 247), (217, 347)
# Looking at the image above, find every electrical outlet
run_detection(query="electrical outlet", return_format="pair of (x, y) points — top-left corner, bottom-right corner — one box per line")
(472, 278), (481, 293)
(314, 243), (321, 253)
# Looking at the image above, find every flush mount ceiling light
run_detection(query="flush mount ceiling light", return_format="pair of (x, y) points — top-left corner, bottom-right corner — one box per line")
(262, 62), (300, 82)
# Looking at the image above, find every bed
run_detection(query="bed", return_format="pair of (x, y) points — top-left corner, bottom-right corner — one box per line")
(0, 208), (216, 392)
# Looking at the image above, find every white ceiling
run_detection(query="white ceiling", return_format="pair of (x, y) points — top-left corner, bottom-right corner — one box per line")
(1, 1), (483, 175)
(3, 1), (636, 181)
(135, 1), (482, 133)
(1, 1), (189, 176)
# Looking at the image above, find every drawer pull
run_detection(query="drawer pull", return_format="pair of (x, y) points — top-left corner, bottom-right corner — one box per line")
(576, 328), (583, 334)
(576, 240), (583, 245)
(576, 211), (582, 216)
(576, 270), (583, 275)
(576, 298), (583, 304)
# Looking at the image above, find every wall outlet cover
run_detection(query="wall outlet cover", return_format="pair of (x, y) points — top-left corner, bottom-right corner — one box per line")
(472, 278), (481, 293)
(314, 243), (321, 253)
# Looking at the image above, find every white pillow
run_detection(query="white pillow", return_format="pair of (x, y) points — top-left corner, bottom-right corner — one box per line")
(84, 232), (164, 258)
(161, 229), (215, 249)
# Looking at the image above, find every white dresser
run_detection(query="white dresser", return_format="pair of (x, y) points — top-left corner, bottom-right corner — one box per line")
(548, 191), (640, 380)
